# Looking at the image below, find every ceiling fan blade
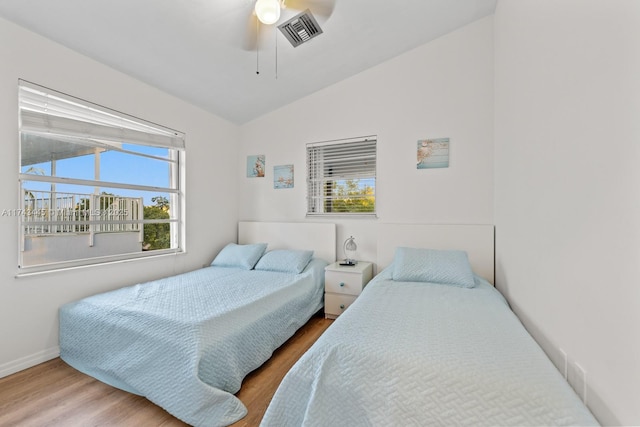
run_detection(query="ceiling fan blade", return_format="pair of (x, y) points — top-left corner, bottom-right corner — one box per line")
(285, 0), (335, 18)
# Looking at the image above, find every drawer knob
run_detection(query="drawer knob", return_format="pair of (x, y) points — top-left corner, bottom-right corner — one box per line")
(340, 304), (345, 309)
(339, 282), (345, 287)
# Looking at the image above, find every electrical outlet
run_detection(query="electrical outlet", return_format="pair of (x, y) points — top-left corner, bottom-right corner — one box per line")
(575, 363), (587, 405)
(559, 348), (568, 380)
(567, 360), (588, 404)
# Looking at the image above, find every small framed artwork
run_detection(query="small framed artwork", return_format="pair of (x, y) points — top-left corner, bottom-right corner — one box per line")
(417, 138), (449, 169)
(274, 164), (294, 189)
(247, 155), (265, 177)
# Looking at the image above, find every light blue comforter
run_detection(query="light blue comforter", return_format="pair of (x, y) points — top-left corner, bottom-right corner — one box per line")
(261, 267), (599, 427)
(59, 259), (326, 427)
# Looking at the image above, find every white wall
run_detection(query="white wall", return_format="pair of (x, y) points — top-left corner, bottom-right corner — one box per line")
(494, 1), (640, 425)
(0, 17), (240, 376)
(239, 17), (495, 265)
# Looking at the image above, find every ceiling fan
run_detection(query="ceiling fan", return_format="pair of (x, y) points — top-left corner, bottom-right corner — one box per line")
(243, 0), (336, 51)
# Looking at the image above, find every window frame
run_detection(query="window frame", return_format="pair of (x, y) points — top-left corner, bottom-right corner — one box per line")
(306, 136), (377, 217)
(17, 80), (186, 274)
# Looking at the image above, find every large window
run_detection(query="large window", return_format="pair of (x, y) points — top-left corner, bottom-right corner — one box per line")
(17, 80), (185, 272)
(306, 136), (376, 216)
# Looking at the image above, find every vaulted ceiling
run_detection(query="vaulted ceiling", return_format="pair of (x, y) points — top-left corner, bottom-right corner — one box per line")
(0, 0), (497, 124)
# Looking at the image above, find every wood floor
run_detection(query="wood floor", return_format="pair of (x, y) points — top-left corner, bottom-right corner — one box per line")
(0, 314), (332, 427)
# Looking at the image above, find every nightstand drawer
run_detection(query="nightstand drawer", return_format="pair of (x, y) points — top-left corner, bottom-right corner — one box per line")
(324, 261), (373, 319)
(325, 271), (366, 295)
(324, 293), (357, 317)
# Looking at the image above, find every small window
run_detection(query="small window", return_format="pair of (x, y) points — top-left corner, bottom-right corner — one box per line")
(306, 136), (377, 216)
(17, 80), (185, 272)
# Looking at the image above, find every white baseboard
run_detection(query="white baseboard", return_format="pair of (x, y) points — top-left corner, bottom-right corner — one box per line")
(0, 346), (60, 378)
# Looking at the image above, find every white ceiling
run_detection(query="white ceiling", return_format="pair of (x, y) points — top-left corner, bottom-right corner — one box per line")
(0, 0), (496, 124)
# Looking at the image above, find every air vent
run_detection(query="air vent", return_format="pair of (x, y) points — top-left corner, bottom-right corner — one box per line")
(278, 9), (323, 47)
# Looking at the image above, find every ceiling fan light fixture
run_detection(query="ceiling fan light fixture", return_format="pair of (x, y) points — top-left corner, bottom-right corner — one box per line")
(255, 0), (281, 25)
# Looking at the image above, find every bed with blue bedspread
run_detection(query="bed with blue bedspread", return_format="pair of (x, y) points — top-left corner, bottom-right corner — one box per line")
(60, 243), (327, 427)
(261, 247), (599, 426)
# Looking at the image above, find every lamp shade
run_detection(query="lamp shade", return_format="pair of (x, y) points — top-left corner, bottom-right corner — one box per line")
(255, 0), (281, 25)
(343, 236), (358, 265)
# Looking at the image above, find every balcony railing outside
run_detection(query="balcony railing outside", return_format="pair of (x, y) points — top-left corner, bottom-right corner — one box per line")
(23, 191), (142, 236)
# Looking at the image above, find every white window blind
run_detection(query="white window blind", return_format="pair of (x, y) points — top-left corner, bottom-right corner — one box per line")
(19, 80), (185, 150)
(307, 136), (376, 216)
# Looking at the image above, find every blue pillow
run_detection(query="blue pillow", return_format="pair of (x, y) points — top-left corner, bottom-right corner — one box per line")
(254, 249), (314, 274)
(392, 247), (476, 288)
(211, 243), (267, 270)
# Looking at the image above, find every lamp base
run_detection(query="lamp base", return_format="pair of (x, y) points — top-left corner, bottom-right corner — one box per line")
(339, 259), (358, 266)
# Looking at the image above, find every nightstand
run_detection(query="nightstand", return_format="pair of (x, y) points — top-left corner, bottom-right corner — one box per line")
(324, 261), (373, 319)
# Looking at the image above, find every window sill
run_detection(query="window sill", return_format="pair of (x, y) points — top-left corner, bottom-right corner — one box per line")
(15, 249), (185, 278)
(306, 213), (378, 219)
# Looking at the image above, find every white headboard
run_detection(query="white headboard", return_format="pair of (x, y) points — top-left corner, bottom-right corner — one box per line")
(238, 221), (336, 264)
(376, 224), (495, 284)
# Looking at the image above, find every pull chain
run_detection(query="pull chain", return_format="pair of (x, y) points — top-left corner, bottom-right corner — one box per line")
(256, 19), (260, 75)
(275, 25), (278, 79)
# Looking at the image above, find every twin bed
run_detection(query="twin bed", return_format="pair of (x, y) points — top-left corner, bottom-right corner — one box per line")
(59, 221), (335, 426)
(59, 222), (598, 426)
(261, 224), (598, 426)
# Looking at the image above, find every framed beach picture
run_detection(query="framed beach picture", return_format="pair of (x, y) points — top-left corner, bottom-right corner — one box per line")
(273, 164), (294, 189)
(417, 138), (450, 169)
(247, 155), (265, 177)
